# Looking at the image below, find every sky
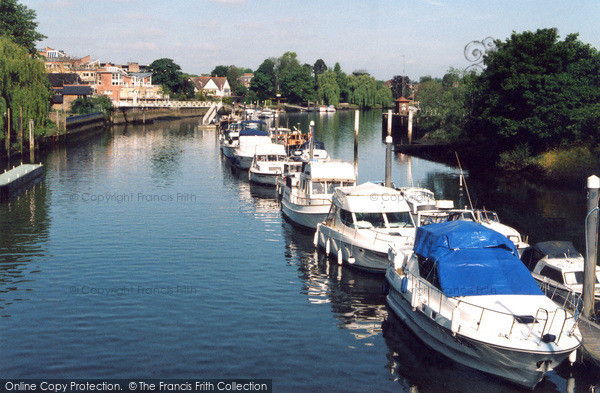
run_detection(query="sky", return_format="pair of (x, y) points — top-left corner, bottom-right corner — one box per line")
(22, 0), (600, 81)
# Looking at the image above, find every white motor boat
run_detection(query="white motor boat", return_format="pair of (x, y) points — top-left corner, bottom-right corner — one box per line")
(522, 241), (600, 302)
(249, 143), (287, 186)
(280, 160), (356, 230)
(220, 122), (241, 159)
(232, 121), (272, 170)
(386, 221), (581, 388)
(315, 182), (415, 273)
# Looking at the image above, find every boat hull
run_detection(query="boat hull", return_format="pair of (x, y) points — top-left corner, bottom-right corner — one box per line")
(249, 171), (279, 186)
(233, 154), (253, 170)
(281, 198), (329, 230)
(386, 285), (575, 388)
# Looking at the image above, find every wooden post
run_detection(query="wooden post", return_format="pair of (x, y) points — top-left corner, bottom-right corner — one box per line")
(354, 110), (359, 181)
(385, 109), (393, 187)
(19, 107), (23, 153)
(584, 175), (600, 319)
(408, 109), (414, 144)
(5, 107), (10, 153)
(56, 111), (60, 137)
(29, 119), (34, 164)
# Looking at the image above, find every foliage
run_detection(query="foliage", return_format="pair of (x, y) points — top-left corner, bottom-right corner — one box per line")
(534, 145), (600, 181)
(390, 75), (411, 99)
(317, 71), (340, 106)
(276, 52), (315, 104)
(468, 28), (600, 152)
(211, 65), (228, 77)
(333, 63), (349, 103)
(0, 0), (46, 55)
(313, 58), (327, 84)
(147, 58), (194, 100)
(70, 95), (114, 116)
(346, 74), (393, 108)
(0, 36), (51, 140)
(227, 65), (246, 97)
(250, 58), (276, 101)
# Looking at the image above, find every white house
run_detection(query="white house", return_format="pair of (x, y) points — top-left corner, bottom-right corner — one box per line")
(190, 76), (231, 98)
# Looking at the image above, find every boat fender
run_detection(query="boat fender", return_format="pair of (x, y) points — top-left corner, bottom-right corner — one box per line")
(411, 290), (419, 310)
(348, 256), (355, 264)
(569, 350), (577, 365)
(313, 230), (319, 247)
(337, 245), (343, 265)
(382, 282), (389, 296)
(325, 238), (330, 255)
(400, 277), (408, 293)
(451, 307), (461, 335)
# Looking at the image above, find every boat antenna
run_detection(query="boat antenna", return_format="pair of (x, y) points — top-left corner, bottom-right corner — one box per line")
(455, 152), (474, 210)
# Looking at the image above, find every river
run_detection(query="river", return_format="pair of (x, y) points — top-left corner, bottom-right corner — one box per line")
(0, 110), (597, 392)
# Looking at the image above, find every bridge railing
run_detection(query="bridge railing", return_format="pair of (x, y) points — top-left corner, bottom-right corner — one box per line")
(113, 100), (213, 108)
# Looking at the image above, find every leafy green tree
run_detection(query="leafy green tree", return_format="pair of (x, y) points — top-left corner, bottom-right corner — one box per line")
(347, 73), (392, 108)
(211, 65), (228, 77)
(276, 52), (315, 104)
(0, 37), (51, 140)
(227, 65), (245, 97)
(317, 71), (340, 106)
(147, 58), (193, 99)
(390, 75), (411, 99)
(333, 63), (349, 103)
(0, 0), (46, 55)
(250, 58), (276, 101)
(70, 97), (96, 115)
(469, 28), (600, 151)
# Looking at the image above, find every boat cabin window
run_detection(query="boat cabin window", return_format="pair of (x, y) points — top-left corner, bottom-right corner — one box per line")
(311, 181), (326, 195)
(386, 211), (415, 228)
(564, 271), (599, 285)
(539, 266), (565, 284)
(521, 248), (545, 271)
(354, 212), (386, 229)
(326, 181), (342, 194)
(417, 255), (442, 290)
(340, 209), (354, 228)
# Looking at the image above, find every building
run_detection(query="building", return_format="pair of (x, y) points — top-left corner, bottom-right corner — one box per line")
(240, 73), (254, 88)
(189, 76), (231, 98)
(96, 65), (164, 103)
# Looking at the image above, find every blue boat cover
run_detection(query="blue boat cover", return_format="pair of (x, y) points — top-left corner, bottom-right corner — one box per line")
(414, 221), (542, 297)
(239, 129), (269, 137)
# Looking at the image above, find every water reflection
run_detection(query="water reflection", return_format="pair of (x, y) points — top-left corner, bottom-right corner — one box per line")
(0, 182), (50, 317)
(282, 222), (387, 341)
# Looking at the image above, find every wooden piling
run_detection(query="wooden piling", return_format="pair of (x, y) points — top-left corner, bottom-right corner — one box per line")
(584, 175), (599, 318)
(385, 109), (393, 187)
(354, 110), (359, 181)
(5, 107), (10, 153)
(28, 119), (34, 164)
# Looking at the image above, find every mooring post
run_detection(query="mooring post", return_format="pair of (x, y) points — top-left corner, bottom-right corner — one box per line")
(385, 109), (393, 187)
(309, 121), (315, 160)
(19, 107), (23, 153)
(354, 110), (359, 181)
(584, 175), (600, 318)
(28, 119), (35, 164)
(408, 109), (414, 144)
(5, 107), (10, 153)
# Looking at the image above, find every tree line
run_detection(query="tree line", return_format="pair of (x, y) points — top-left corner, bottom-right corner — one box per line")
(413, 28), (600, 172)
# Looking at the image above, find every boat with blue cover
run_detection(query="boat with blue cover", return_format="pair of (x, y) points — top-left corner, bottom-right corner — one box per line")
(231, 121), (272, 170)
(386, 220), (581, 388)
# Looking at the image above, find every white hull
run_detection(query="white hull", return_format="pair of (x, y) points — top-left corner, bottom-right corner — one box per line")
(233, 154), (253, 170)
(316, 225), (389, 272)
(281, 198), (329, 230)
(386, 271), (578, 388)
(249, 171), (279, 186)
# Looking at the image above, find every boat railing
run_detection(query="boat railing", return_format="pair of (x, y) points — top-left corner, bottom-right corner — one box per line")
(286, 192), (331, 206)
(404, 269), (578, 343)
(534, 274), (585, 316)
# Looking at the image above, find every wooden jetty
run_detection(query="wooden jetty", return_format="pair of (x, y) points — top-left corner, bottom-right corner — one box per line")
(579, 316), (600, 367)
(0, 164), (44, 202)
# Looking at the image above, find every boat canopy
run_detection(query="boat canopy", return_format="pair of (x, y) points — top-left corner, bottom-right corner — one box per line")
(239, 129), (270, 137)
(332, 182), (410, 213)
(533, 241), (581, 259)
(414, 221), (542, 297)
(254, 143), (286, 156)
(304, 161), (355, 181)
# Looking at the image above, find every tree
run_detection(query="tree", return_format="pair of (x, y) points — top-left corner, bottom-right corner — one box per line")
(211, 65), (228, 77)
(276, 52), (314, 104)
(0, 0), (46, 55)
(317, 71), (340, 106)
(147, 58), (194, 99)
(0, 37), (52, 141)
(468, 28), (600, 151)
(333, 63), (349, 103)
(227, 65), (245, 97)
(346, 73), (392, 108)
(390, 75), (411, 99)
(250, 58), (276, 101)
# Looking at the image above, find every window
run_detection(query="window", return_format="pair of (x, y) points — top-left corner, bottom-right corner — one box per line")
(386, 211), (414, 228)
(354, 212), (386, 229)
(327, 181), (341, 194)
(340, 209), (353, 228)
(311, 181), (326, 194)
(418, 255), (441, 290)
(539, 266), (564, 284)
(564, 271), (599, 285)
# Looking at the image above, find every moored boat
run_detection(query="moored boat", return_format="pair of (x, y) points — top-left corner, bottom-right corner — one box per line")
(386, 221), (581, 388)
(249, 143), (287, 186)
(232, 121), (271, 170)
(315, 182), (415, 272)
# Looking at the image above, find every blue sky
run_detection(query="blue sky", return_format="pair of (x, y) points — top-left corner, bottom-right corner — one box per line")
(23, 0), (600, 81)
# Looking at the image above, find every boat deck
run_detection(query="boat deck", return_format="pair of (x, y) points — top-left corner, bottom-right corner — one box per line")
(579, 316), (600, 366)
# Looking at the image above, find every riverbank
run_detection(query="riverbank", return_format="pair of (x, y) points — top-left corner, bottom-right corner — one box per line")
(398, 130), (600, 186)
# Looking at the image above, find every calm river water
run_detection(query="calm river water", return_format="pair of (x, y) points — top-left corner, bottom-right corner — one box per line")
(0, 110), (598, 392)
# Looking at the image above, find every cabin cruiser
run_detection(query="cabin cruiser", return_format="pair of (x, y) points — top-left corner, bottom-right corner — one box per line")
(290, 140), (330, 162)
(220, 122), (241, 159)
(521, 241), (600, 302)
(249, 143), (287, 186)
(232, 121), (272, 170)
(279, 160), (356, 230)
(417, 208), (529, 255)
(315, 182), (415, 273)
(386, 221), (581, 388)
